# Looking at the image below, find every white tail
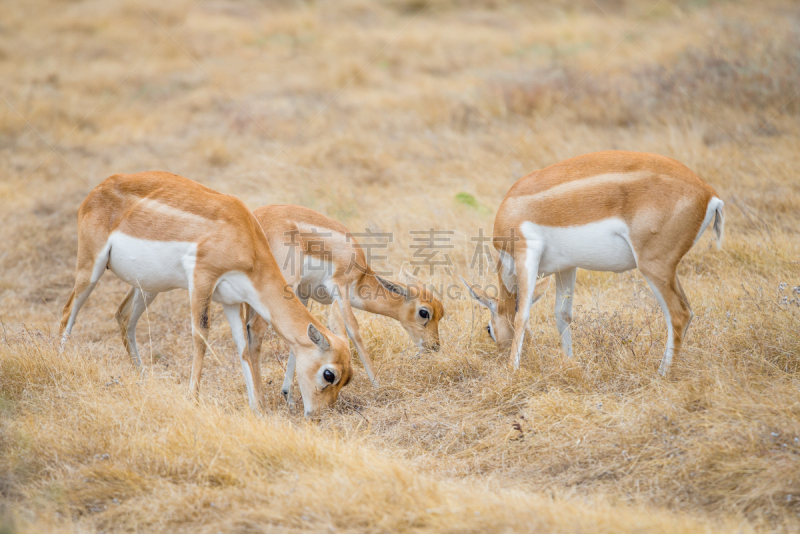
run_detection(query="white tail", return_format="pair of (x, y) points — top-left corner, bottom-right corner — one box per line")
(692, 197), (725, 248)
(713, 199), (725, 249)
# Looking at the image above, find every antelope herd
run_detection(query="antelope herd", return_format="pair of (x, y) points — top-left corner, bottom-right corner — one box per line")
(59, 151), (724, 417)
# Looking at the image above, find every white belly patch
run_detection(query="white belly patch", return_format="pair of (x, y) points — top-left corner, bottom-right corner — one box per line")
(520, 218), (637, 275)
(107, 232), (197, 293)
(107, 233), (268, 318)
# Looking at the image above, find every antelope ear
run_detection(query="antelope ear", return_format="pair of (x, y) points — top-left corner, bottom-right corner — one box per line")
(375, 275), (409, 298)
(307, 323), (330, 350)
(460, 276), (497, 315)
(401, 268), (423, 286)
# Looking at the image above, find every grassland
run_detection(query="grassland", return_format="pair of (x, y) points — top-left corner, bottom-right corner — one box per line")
(1, 0), (799, 531)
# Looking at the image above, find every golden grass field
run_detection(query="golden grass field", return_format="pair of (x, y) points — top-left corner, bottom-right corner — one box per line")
(2, 0), (800, 531)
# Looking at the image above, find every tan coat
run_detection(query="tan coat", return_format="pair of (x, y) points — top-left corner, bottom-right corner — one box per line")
(464, 151), (724, 374)
(60, 172), (352, 417)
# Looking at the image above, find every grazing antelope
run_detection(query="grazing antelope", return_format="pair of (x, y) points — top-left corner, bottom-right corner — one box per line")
(59, 172), (352, 417)
(243, 204), (444, 406)
(462, 151), (724, 375)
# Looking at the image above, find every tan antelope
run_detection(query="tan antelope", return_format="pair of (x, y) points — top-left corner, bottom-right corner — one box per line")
(462, 151), (724, 375)
(243, 204), (444, 406)
(59, 172), (352, 417)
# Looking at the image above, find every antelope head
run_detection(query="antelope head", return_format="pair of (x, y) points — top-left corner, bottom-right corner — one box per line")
(295, 323), (353, 418)
(375, 270), (444, 352)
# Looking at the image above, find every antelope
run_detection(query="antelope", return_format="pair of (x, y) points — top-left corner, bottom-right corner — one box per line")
(462, 151), (724, 375)
(59, 172), (352, 417)
(243, 204), (444, 406)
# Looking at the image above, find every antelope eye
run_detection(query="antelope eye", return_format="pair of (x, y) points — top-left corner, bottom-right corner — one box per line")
(419, 309), (430, 320)
(323, 369), (335, 383)
(486, 324), (491, 333)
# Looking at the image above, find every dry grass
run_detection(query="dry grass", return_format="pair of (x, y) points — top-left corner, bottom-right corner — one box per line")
(1, 0), (799, 532)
